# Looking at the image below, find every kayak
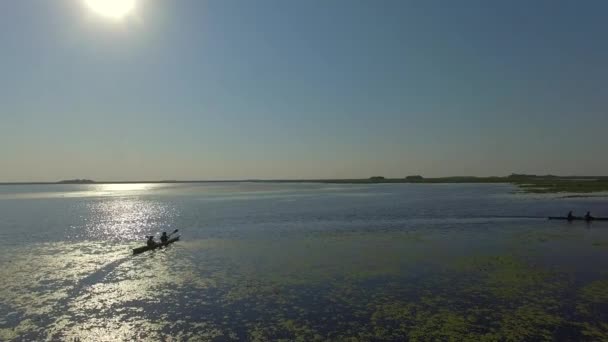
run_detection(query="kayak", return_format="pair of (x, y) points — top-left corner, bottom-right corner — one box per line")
(548, 217), (608, 221)
(133, 236), (180, 255)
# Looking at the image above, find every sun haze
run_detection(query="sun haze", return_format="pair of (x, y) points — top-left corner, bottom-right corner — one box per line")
(84, 0), (136, 20)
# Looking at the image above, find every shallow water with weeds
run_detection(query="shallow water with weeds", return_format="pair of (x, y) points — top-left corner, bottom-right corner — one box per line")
(1, 183), (608, 340)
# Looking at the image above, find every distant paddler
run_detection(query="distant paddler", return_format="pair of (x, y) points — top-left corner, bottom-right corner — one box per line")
(567, 211), (574, 220)
(585, 211), (594, 221)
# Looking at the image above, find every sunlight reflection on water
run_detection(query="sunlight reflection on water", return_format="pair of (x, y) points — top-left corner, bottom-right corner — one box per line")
(71, 199), (179, 241)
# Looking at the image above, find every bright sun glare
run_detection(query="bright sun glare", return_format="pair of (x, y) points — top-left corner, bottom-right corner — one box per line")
(84, 0), (136, 20)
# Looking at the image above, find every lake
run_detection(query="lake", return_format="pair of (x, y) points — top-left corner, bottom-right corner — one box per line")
(1, 183), (607, 341)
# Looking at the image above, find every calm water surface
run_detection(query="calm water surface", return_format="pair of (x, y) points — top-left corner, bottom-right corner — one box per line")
(1, 183), (608, 341)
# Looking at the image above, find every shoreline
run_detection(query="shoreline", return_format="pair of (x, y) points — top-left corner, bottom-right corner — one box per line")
(2, 176), (608, 196)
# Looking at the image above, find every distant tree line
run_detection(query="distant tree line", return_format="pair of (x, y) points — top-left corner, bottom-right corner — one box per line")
(58, 179), (95, 184)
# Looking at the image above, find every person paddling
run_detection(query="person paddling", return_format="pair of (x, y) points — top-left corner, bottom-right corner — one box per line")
(146, 236), (156, 247)
(585, 211), (594, 221)
(160, 232), (169, 243)
(567, 211), (574, 220)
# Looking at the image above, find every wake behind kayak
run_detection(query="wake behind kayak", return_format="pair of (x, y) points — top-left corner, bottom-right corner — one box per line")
(548, 217), (608, 221)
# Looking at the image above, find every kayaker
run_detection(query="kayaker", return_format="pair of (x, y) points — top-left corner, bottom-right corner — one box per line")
(146, 236), (156, 247)
(567, 211), (574, 220)
(160, 232), (169, 243)
(585, 211), (594, 221)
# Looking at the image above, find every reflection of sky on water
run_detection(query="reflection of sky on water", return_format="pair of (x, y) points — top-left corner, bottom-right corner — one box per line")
(2, 183), (608, 340)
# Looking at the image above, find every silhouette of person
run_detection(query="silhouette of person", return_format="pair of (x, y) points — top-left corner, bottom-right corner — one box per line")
(147, 236), (156, 247)
(567, 211), (574, 220)
(160, 232), (169, 243)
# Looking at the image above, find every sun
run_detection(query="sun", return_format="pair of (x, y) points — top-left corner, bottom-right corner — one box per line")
(84, 0), (136, 20)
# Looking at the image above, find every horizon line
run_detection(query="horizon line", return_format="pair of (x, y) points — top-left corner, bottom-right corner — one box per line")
(1, 174), (607, 185)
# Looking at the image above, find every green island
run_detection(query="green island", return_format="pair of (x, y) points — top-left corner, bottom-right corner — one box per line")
(314, 174), (608, 195)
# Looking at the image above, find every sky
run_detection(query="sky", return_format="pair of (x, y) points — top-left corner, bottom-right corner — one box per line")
(1, 0), (608, 181)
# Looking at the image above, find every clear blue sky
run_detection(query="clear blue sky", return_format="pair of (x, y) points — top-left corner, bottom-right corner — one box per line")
(2, 0), (607, 181)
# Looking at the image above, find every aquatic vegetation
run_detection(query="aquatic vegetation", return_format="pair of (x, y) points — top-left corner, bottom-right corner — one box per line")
(233, 251), (571, 340)
(2, 228), (608, 341)
(248, 321), (320, 342)
(368, 300), (478, 340)
(0, 319), (41, 341)
(408, 310), (473, 341)
(494, 305), (562, 341)
(575, 279), (608, 340)
(396, 254), (567, 340)
(578, 322), (608, 341)
(452, 254), (569, 300)
(362, 287), (563, 340)
(579, 279), (608, 306)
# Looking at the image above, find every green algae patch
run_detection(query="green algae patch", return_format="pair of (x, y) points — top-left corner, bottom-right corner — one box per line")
(495, 304), (562, 341)
(279, 320), (324, 342)
(365, 294), (563, 341)
(407, 310), (473, 341)
(190, 233), (432, 294)
(578, 322), (608, 341)
(579, 279), (608, 305)
(575, 279), (608, 340)
(412, 254), (570, 340)
(449, 254), (568, 302)
(368, 301), (417, 340)
(0, 319), (42, 342)
(248, 320), (324, 342)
